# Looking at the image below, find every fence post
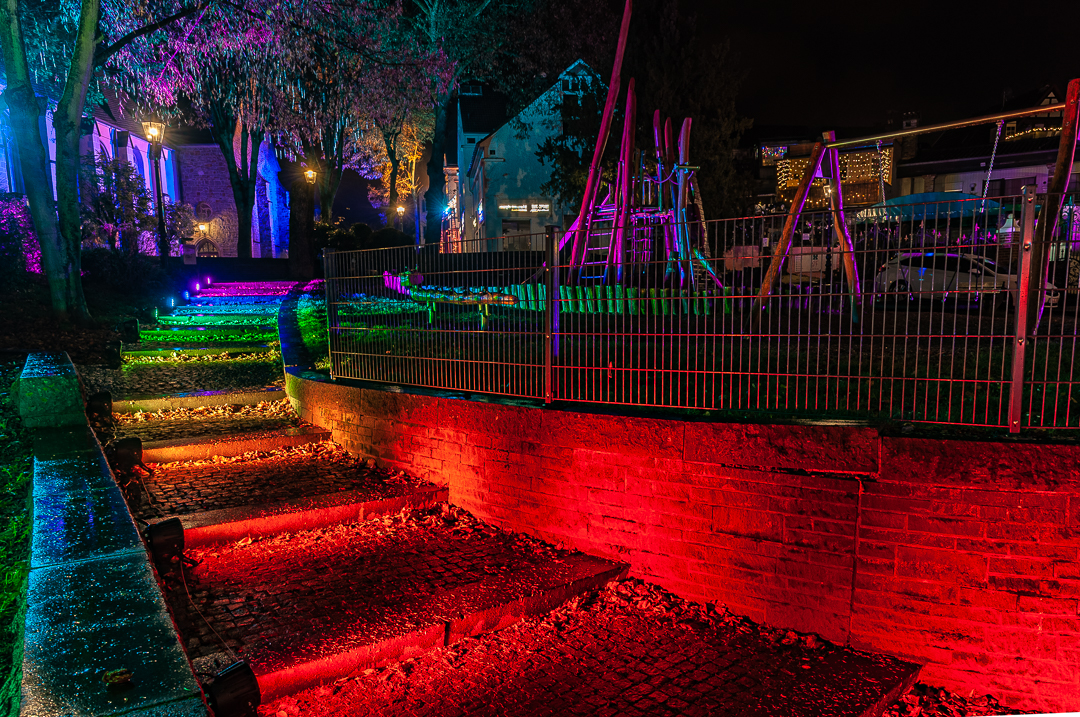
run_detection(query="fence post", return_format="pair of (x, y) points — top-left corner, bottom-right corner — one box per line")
(544, 225), (557, 403)
(322, 250), (335, 380)
(1007, 186), (1037, 432)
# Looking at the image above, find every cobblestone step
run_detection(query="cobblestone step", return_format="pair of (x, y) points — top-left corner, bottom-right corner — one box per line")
(122, 345), (273, 357)
(113, 387), (285, 412)
(173, 484), (448, 548)
(141, 424), (330, 462)
(165, 509), (627, 702)
(135, 442), (430, 523)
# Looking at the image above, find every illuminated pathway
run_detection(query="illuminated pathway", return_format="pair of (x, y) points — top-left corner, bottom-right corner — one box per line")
(93, 281), (923, 715)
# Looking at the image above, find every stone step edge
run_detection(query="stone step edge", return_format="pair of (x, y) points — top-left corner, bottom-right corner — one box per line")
(163, 485), (449, 549)
(113, 388), (284, 413)
(123, 345), (273, 357)
(858, 663), (922, 717)
(142, 425), (330, 462)
(253, 558), (629, 702)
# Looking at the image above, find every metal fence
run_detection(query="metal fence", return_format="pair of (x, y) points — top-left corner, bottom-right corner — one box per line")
(324, 190), (1080, 430)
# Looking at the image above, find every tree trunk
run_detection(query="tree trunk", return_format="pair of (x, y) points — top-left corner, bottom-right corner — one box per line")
(424, 97), (449, 243)
(382, 129), (401, 222)
(209, 102), (262, 259)
(316, 124), (344, 223)
(50, 0), (98, 324)
(0, 0), (80, 321)
(317, 163), (342, 224)
(288, 169), (316, 281)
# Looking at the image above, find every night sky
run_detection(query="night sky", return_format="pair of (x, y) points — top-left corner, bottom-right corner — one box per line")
(705, 0), (1080, 130)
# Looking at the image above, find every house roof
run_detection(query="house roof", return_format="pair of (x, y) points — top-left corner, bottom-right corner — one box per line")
(459, 91), (509, 135)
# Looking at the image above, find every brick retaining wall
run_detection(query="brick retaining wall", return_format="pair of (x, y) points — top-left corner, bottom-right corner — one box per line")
(285, 370), (1080, 712)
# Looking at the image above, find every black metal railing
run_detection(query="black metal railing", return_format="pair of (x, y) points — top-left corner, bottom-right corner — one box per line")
(324, 191), (1080, 430)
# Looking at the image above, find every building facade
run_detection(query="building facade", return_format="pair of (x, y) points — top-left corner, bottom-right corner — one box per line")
(446, 61), (594, 252)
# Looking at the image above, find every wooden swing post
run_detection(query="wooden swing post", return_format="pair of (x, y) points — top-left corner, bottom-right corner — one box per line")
(569, 0), (632, 279)
(822, 132), (861, 326)
(753, 141), (827, 313)
(1027, 77), (1079, 334)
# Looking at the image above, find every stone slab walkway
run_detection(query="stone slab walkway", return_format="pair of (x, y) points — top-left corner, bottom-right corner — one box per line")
(258, 576), (920, 717)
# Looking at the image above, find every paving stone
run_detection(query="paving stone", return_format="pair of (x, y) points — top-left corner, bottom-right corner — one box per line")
(258, 577), (920, 717)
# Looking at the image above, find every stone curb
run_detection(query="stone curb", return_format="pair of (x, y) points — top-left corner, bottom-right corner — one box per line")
(113, 387), (285, 413)
(142, 425), (330, 463)
(123, 345), (273, 358)
(168, 485), (449, 549)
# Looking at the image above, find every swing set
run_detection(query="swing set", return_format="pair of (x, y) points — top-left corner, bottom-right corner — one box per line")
(559, 0), (1079, 337)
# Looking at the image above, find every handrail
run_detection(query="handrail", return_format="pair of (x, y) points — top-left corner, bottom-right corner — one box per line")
(827, 104), (1066, 149)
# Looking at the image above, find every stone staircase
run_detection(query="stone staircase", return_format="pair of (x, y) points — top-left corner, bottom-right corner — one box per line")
(50, 280), (922, 716)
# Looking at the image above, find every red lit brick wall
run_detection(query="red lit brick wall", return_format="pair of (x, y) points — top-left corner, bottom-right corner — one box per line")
(286, 372), (1080, 713)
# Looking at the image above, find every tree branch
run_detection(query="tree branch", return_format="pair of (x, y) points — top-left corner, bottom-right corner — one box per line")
(94, 2), (208, 67)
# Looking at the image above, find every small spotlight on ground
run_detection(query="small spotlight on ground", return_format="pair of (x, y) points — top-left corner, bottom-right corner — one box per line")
(207, 661), (260, 717)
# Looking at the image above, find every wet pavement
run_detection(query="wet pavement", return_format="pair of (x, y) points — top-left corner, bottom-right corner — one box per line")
(258, 575), (920, 717)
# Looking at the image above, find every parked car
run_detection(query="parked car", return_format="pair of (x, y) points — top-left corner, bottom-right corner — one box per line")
(873, 252), (1060, 308)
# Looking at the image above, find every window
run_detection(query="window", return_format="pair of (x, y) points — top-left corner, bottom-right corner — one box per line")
(467, 137), (476, 144)
(196, 202), (213, 221)
(1004, 176), (1036, 196)
(195, 239), (218, 257)
(460, 84), (482, 96)
(489, 149), (496, 156)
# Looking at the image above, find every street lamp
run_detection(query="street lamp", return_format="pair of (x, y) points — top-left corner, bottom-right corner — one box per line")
(305, 169), (316, 184)
(396, 204), (405, 231)
(141, 118), (169, 266)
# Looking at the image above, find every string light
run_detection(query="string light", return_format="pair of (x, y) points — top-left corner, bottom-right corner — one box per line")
(1003, 126), (1062, 141)
(776, 147), (893, 206)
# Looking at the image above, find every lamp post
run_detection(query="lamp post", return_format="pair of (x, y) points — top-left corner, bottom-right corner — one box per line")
(396, 204), (405, 231)
(141, 118), (169, 267)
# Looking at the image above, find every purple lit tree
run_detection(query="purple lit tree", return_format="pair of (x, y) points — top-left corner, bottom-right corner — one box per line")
(0, 0), (203, 323)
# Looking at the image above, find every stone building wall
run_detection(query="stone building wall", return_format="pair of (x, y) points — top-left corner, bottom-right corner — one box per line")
(178, 144), (239, 257)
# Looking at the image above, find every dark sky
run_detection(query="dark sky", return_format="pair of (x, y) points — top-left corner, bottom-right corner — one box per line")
(701, 0), (1080, 130)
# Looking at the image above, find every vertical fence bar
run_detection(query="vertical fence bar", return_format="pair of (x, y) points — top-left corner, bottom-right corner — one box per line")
(1008, 186), (1038, 432)
(545, 225), (556, 403)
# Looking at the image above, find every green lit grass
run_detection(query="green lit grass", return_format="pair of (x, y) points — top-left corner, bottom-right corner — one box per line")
(297, 292), (330, 371)
(0, 359), (31, 712)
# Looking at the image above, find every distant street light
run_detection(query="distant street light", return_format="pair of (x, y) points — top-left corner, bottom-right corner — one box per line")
(141, 118), (170, 266)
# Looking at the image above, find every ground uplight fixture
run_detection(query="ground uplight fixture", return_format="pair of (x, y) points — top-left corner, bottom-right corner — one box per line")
(305, 169), (316, 184)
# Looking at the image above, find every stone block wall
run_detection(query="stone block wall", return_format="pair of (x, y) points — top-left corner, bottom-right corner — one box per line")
(178, 145), (239, 256)
(285, 370), (1080, 712)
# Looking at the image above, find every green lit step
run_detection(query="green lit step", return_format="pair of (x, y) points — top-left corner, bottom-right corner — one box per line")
(122, 345), (274, 358)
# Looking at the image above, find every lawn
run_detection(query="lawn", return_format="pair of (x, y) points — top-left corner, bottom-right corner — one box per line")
(0, 358), (31, 713)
